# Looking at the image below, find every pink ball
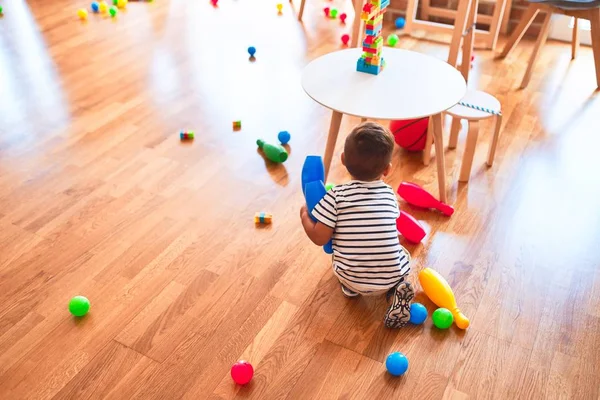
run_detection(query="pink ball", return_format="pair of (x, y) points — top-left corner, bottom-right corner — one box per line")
(340, 13), (347, 23)
(389, 118), (429, 151)
(341, 34), (350, 45)
(231, 360), (254, 385)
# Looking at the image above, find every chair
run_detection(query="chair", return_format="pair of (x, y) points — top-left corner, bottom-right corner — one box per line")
(498, 0), (600, 88)
(297, 0), (365, 47)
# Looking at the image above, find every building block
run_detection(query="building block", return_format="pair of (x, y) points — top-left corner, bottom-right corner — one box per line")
(254, 212), (273, 224)
(233, 120), (241, 130)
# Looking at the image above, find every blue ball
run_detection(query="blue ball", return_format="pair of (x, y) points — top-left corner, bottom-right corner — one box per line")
(248, 46), (256, 57)
(409, 302), (428, 324)
(395, 17), (405, 29)
(91, 1), (99, 12)
(278, 131), (291, 145)
(386, 352), (409, 376)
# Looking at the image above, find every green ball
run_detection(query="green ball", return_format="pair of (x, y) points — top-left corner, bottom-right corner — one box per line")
(69, 296), (90, 317)
(387, 34), (399, 47)
(113, 0), (118, 5)
(0, 6), (3, 14)
(109, 6), (118, 16)
(325, 182), (335, 191)
(330, 9), (338, 18)
(432, 308), (453, 329)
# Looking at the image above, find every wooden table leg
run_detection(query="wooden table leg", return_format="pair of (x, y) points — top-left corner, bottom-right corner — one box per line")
(298, 0), (306, 21)
(431, 113), (447, 203)
(499, 4), (539, 59)
(589, 9), (600, 88)
(423, 117), (434, 166)
(324, 111), (343, 178)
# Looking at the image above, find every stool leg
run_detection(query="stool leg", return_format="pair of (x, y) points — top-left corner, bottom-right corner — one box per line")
(459, 120), (479, 182)
(572, 18), (580, 60)
(449, 118), (462, 149)
(298, 0), (306, 21)
(487, 114), (503, 166)
(423, 117), (434, 166)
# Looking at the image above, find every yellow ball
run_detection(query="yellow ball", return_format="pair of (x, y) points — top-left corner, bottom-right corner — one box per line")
(99, 1), (108, 12)
(117, 0), (127, 8)
(77, 9), (88, 20)
(277, 3), (283, 12)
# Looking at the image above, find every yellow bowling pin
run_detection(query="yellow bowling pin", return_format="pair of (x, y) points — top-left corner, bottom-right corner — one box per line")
(418, 268), (470, 329)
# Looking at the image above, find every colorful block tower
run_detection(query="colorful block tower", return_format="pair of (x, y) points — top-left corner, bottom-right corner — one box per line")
(357, 0), (390, 75)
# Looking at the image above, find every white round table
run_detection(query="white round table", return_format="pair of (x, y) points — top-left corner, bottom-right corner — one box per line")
(301, 48), (467, 203)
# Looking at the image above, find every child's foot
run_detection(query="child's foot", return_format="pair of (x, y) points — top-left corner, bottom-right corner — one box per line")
(384, 281), (414, 329)
(341, 284), (359, 298)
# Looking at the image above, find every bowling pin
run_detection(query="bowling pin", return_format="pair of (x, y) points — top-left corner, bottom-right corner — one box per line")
(397, 182), (454, 216)
(396, 211), (426, 243)
(301, 156), (325, 195)
(304, 180), (333, 254)
(418, 268), (469, 329)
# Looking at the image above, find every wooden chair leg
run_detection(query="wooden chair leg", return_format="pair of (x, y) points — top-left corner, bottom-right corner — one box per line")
(572, 18), (580, 60)
(487, 0), (508, 51)
(423, 117), (434, 166)
(350, 0), (363, 48)
(431, 113), (448, 203)
(588, 8), (600, 88)
(500, 0), (513, 34)
(324, 111), (343, 178)
(449, 118), (462, 149)
(404, 0), (418, 34)
(487, 114), (503, 166)
(421, 0), (432, 21)
(460, 0), (478, 82)
(298, 0), (306, 21)
(448, 0), (473, 67)
(459, 120), (479, 182)
(521, 11), (551, 88)
(499, 4), (540, 59)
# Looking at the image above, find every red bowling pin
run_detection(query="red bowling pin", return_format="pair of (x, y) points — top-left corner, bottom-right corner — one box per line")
(396, 211), (426, 243)
(397, 182), (454, 216)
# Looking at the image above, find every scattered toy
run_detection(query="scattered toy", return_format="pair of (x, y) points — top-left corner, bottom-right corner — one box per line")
(231, 360), (254, 385)
(180, 130), (194, 140)
(409, 303), (428, 324)
(233, 120), (241, 130)
(387, 34), (399, 47)
(386, 352), (409, 376)
(419, 268), (470, 329)
(69, 296), (90, 317)
(432, 308), (453, 329)
(395, 16), (405, 29)
(397, 182), (454, 216)
(340, 13), (347, 23)
(341, 34), (350, 46)
(77, 8), (88, 20)
(254, 212), (272, 224)
(257, 139), (288, 163)
(247, 46), (256, 57)
(277, 130), (290, 145)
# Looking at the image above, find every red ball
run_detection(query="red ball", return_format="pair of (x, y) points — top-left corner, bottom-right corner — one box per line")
(341, 34), (350, 45)
(323, 7), (330, 16)
(340, 13), (347, 23)
(210, 0), (218, 5)
(389, 118), (429, 151)
(231, 360), (254, 385)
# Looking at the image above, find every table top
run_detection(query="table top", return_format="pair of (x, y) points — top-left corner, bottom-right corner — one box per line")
(301, 48), (467, 120)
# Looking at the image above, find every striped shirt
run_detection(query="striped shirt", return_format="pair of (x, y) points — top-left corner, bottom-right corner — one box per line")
(312, 180), (411, 293)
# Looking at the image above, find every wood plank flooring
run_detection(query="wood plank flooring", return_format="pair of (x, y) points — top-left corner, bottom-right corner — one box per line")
(1, 0), (600, 398)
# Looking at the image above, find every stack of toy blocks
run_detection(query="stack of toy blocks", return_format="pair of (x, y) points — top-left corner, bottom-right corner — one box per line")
(357, 0), (390, 75)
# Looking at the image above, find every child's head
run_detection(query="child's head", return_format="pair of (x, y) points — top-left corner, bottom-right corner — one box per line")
(342, 122), (394, 181)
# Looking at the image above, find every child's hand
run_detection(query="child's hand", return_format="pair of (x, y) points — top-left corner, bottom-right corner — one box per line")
(300, 204), (308, 220)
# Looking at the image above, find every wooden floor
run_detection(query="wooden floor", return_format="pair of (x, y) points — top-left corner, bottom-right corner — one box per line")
(1, 0), (600, 398)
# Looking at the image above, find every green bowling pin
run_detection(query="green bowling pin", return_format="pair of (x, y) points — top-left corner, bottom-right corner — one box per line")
(257, 139), (288, 163)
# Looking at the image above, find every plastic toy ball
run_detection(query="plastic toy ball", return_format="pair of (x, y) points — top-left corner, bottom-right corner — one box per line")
(341, 34), (350, 46)
(112, 0), (118, 5)
(231, 360), (254, 385)
(277, 3), (283, 13)
(278, 131), (291, 145)
(210, 0), (218, 6)
(99, 1), (109, 13)
(387, 34), (399, 47)
(0, 6), (3, 15)
(109, 5), (118, 17)
(69, 296), (90, 317)
(248, 46), (256, 57)
(409, 303), (428, 324)
(395, 17), (406, 29)
(329, 8), (338, 18)
(340, 13), (347, 23)
(117, 0), (127, 8)
(91, 2), (100, 12)
(77, 8), (88, 20)
(325, 182), (335, 191)
(432, 308), (454, 329)
(323, 7), (330, 17)
(386, 352), (409, 376)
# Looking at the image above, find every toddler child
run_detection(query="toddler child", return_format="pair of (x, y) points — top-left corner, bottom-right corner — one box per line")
(300, 122), (414, 328)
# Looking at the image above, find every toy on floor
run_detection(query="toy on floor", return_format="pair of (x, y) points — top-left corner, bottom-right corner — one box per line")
(117, 0), (127, 8)
(277, 3), (283, 13)
(325, 182), (335, 191)
(231, 360), (253, 385)
(390, 118), (429, 151)
(397, 182), (454, 216)
(409, 302), (428, 324)
(395, 17), (405, 29)
(180, 130), (194, 140)
(233, 120), (242, 130)
(109, 5), (118, 17)
(69, 296), (90, 317)
(418, 268), (470, 329)
(301, 156), (333, 254)
(210, 0), (218, 6)
(432, 308), (453, 329)
(386, 352), (409, 376)
(396, 211), (426, 243)
(356, 0), (389, 75)
(340, 13), (347, 23)
(277, 131), (290, 145)
(247, 46), (256, 57)
(91, 2), (100, 12)
(387, 34), (399, 47)
(341, 34), (350, 46)
(254, 212), (272, 224)
(0, 6), (3, 15)
(323, 7), (330, 17)
(257, 139), (288, 163)
(77, 9), (88, 20)
(99, 1), (109, 13)
(329, 8), (338, 18)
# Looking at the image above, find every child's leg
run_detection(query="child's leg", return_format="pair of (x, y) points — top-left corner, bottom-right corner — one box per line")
(384, 277), (414, 328)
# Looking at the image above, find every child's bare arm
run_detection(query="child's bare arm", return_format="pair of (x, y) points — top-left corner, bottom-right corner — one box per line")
(300, 205), (334, 246)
